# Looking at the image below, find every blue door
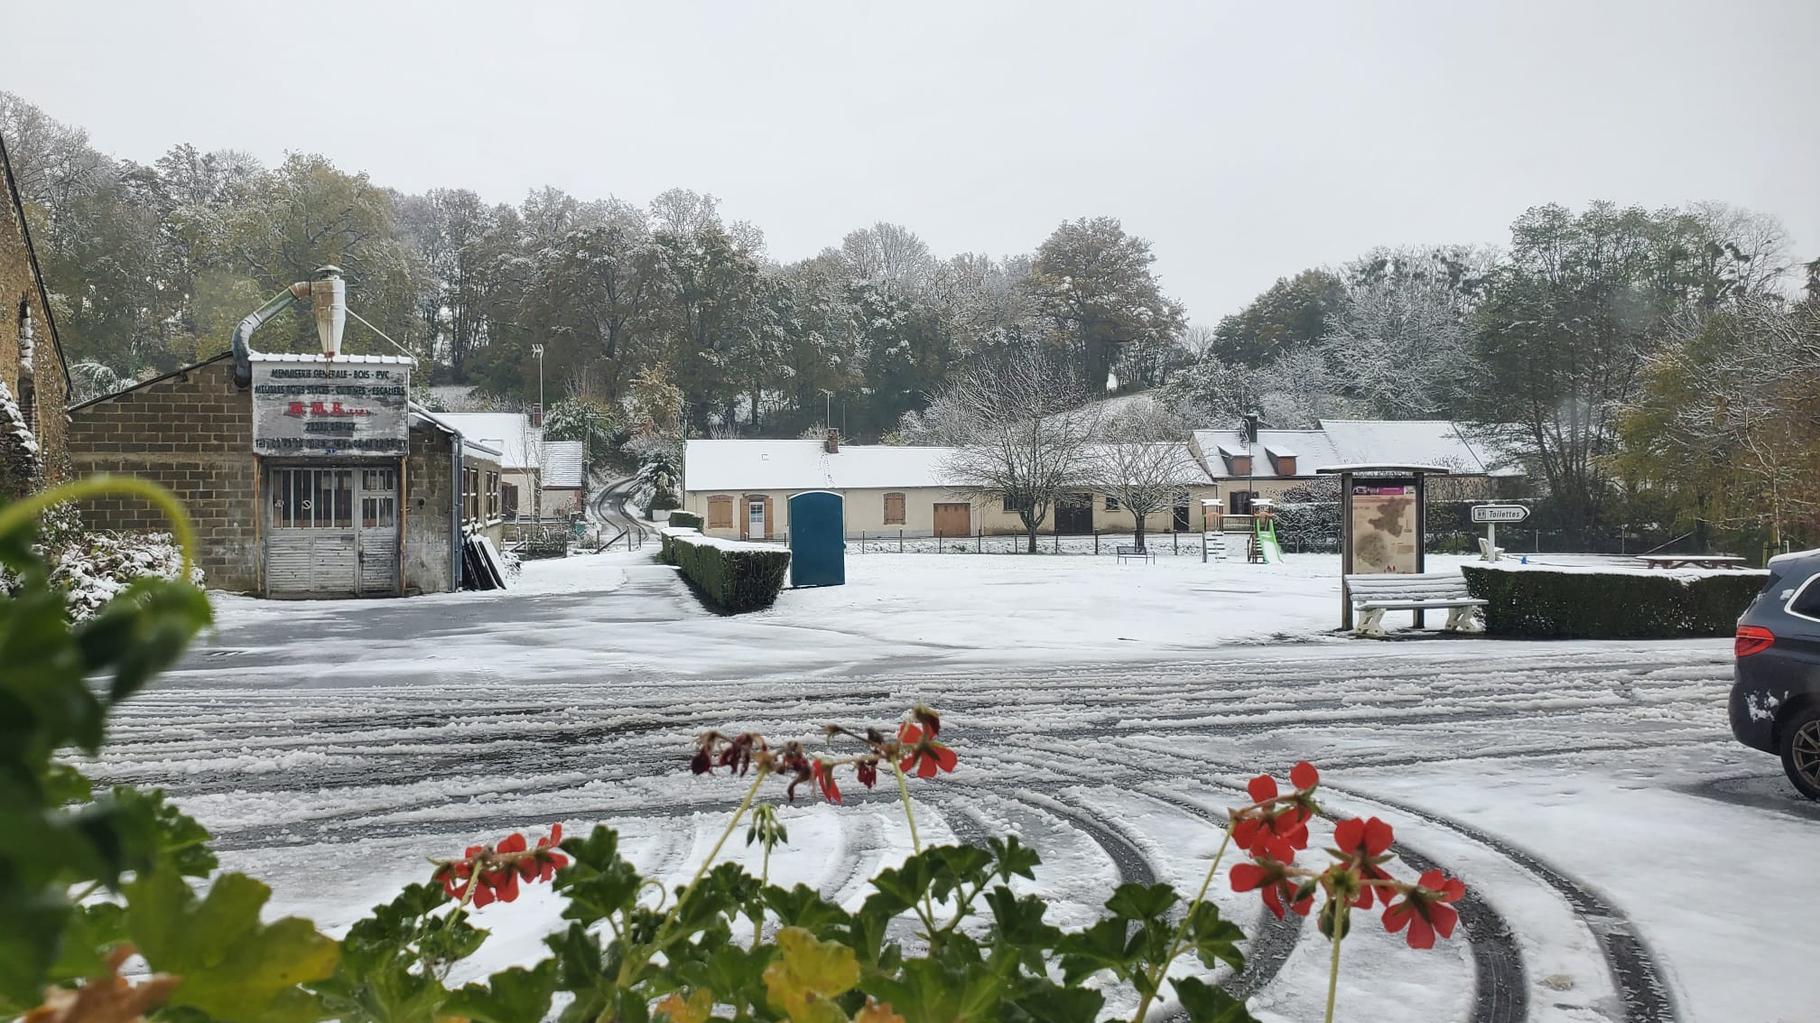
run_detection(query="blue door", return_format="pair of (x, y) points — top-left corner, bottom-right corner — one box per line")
(788, 491), (845, 588)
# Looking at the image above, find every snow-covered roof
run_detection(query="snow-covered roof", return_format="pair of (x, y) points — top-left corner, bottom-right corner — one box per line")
(685, 439), (957, 492)
(1193, 429), (1341, 479)
(433, 413), (542, 469)
(246, 352), (416, 365)
(1318, 420), (1493, 475)
(1191, 421), (1525, 480)
(541, 440), (585, 488)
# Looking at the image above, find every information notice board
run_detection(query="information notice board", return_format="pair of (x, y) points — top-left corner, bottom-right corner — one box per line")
(1348, 482), (1418, 574)
(251, 363), (410, 457)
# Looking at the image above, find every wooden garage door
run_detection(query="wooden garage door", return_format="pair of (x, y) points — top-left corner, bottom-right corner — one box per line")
(933, 502), (970, 538)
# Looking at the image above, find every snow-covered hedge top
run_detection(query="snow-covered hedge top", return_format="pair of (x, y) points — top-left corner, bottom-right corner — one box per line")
(663, 527), (786, 554)
(1472, 560), (1764, 579)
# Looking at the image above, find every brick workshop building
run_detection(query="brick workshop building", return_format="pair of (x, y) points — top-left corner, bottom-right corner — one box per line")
(1, 129), (71, 498)
(69, 348), (505, 598)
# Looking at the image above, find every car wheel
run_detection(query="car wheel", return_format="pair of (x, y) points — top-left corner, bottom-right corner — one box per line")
(1780, 707), (1820, 801)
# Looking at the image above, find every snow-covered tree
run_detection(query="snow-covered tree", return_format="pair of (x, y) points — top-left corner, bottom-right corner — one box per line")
(935, 346), (1101, 552)
(1086, 399), (1195, 549)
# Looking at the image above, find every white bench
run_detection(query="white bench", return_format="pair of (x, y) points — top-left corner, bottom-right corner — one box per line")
(1345, 572), (1486, 638)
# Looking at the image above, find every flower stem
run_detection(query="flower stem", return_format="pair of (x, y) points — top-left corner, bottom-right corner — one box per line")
(890, 762), (941, 942)
(1130, 823), (1235, 1023)
(891, 762), (921, 853)
(1324, 911), (1346, 1023)
(604, 766), (769, 1020)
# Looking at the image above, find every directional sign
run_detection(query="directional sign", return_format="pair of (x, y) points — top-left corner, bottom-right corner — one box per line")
(1471, 504), (1530, 524)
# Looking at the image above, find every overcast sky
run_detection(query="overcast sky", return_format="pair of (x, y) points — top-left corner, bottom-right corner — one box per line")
(8, 0), (1818, 320)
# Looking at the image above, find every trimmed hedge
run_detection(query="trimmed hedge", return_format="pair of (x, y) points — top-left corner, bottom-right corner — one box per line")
(1462, 564), (1766, 639)
(668, 511), (704, 530)
(661, 529), (790, 612)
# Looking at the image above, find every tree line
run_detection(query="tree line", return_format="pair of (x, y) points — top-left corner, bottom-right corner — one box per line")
(0, 93), (1187, 446)
(6, 90), (1817, 554)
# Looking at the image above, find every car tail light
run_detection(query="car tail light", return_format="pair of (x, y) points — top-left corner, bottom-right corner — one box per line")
(1736, 625), (1776, 657)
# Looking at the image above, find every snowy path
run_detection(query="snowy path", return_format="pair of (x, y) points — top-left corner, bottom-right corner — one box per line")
(92, 552), (1820, 1023)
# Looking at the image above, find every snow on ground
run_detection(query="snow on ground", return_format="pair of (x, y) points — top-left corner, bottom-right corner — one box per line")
(90, 547), (1820, 1022)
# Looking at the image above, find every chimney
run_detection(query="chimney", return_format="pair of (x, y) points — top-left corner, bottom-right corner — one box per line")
(824, 429), (839, 454)
(531, 404), (544, 428)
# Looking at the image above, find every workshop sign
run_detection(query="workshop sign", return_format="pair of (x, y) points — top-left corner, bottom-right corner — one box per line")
(251, 363), (410, 456)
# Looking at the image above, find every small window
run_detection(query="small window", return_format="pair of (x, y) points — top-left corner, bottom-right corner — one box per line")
(1003, 493), (1032, 514)
(708, 495), (734, 529)
(884, 492), (906, 525)
(1790, 574), (1820, 621)
(502, 483), (520, 519)
(1105, 495), (1120, 511)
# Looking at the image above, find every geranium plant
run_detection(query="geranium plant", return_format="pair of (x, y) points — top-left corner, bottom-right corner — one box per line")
(2, 478), (1464, 1023)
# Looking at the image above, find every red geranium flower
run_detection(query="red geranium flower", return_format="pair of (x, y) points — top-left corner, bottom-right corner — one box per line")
(856, 759), (879, 789)
(897, 723), (958, 779)
(1229, 835), (1313, 919)
(433, 826), (569, 906)
(1232, 771), (1313, 852)
(1383, 869), (1467, 948)
(1331, 816), (1395, 909)
(516, 823), (569, 882)
(1290, 761), (1319, 790)
(812, 759), (843, 804)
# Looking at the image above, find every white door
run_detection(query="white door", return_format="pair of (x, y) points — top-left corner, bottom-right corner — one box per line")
(747, 498), (766, 538)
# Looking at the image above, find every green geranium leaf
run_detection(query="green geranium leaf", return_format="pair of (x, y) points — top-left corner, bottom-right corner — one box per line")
(1105, 882), (1178, 922)
(1185, 901), (1246, 973)
(764, 926), (860, 1021)
(987, 835), (1040, 882)
(126, 870), (338, 1022)
(1172, 976), (1257, 1023)
(444, 960), (558, 1023)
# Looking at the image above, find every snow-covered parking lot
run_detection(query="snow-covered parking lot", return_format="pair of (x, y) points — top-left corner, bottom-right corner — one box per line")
(94, 550), (1819, 1023)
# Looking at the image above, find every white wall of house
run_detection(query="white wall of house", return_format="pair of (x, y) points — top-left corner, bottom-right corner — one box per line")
(683, 485), (1224, 539)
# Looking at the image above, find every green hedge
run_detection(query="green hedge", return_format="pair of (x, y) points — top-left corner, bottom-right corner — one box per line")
(1462, 564), (1766, 639)
(667, 511), (704, 530)
(662, 530), (790, 612)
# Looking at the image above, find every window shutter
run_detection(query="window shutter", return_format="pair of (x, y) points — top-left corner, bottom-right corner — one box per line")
(884, 492), (905, 525)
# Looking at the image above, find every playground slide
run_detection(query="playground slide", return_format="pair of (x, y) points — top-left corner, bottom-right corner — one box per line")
(1257, 532), (1283, 564)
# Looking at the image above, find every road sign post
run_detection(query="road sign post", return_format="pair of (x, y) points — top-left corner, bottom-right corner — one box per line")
(1471, 504), (1530, 561)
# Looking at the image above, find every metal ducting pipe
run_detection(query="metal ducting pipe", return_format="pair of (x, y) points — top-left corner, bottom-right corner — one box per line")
(230, 281), (310, 388)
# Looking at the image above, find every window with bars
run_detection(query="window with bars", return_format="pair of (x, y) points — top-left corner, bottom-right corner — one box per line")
(270, 468), (353, 528)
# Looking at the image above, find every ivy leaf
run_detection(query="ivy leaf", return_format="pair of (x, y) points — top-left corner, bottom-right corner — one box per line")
(125, 870), (338, 1022)
(763, 926), (860, 1021)
(1172, 976), (1258, 1023)
(444, 960), (557, 1023)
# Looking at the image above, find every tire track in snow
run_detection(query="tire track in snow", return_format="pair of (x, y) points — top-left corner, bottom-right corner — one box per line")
(1328, 786), (1675, 1023)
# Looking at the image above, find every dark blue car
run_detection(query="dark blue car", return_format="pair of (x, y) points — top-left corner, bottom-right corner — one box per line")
(1730, 548), (1820, 799)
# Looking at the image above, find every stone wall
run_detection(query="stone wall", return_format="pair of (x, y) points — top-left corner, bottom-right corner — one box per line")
(404, 426), (456, 594)
(67, 356), (261, 591)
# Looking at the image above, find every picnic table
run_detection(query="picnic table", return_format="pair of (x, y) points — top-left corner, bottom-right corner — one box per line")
(1636, 554), (1748, 570)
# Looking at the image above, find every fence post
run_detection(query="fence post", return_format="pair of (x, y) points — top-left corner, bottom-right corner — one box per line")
(1173, 530), (1179, 554)
(1094, 531), (1099, 556)
(899, 529), (904, 553)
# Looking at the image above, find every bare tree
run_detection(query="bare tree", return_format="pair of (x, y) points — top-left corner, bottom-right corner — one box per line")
(1087, 399), (1195, 549)
(936, 347), (1101, 552)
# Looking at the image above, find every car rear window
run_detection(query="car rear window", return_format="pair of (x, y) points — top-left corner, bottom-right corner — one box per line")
(1790, 573), (1820, 620)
